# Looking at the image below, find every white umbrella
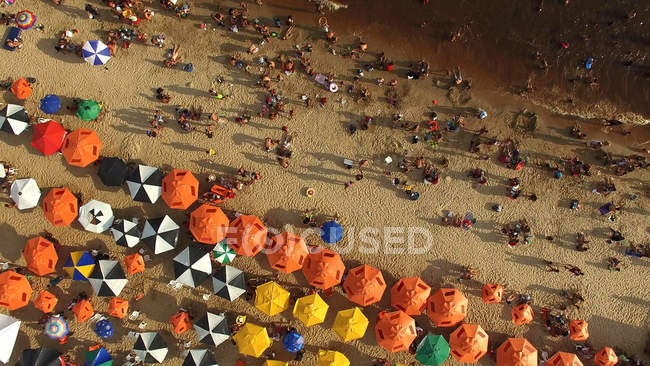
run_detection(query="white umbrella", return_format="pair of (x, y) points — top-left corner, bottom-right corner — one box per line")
(134, 332), (168, 364)
(0, 314), (20, 363)
(10, 178), (41, 210)
(0, 104), (29, 135)
(78, 199), (114, 233)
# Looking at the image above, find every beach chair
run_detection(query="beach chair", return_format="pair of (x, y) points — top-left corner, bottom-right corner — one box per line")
(3, 27), (21, 51)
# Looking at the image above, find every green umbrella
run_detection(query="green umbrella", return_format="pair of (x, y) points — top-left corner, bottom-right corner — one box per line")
(416, 334), (450, 366)
(85, 347), (113, 366)
(213, 240), (236, 264)
(76, 99), (101, 121)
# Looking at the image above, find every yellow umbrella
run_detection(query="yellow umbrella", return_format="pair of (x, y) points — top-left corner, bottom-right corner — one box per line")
(233, 323), (271, 357)
(255, 281), (290, 316)
(332, 307), (369, 342)
(263, 361), (288, 366)
(318, 349), (350, 366)
(293, 293), (329, 326)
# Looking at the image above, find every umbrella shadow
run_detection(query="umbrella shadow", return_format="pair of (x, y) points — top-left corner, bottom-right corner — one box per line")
(0, 222), (28, 262)
(137, 288), (180, 323)
(35, 38), (85, 64)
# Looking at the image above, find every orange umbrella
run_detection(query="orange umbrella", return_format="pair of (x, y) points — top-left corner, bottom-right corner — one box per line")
(343, 264), (386, 306)
(108, 297), (129, 319)
(496, 338), (538, 366)
(0, 270), (32, 310)
(390, 277), (431, 315)
(227, 215), (268, 256)
(547, 352), (583, 366)
(170, 311), (192, 335)
(61, 128), (102, 167)
(161, 169), (199, 210)
(449, 324), (489, 363)
(375, 310), (417, 353)
(189, 204), (229, 244)
(72, 299), (94, 322)
(481, 283), (503, 304)
(426, 288), (468, 327)
(302, 248), (345, 290)
(512, 304), (534, 326)
(594, 347), (618, 366)
(10, 78), (32, 99)
(34, 290), (58, 313)
(267, 232), (308, 273)
(42, 187), (78, 226)
(23, 236), (58, 276)
(124, 253), (145, 274)
(569, 320), (589, 341)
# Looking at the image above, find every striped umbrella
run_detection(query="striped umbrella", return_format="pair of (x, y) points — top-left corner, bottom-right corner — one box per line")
(43, 315), (69, 340)
(15, 10), (36, 29)
(82, 40), (111, 66)
(213, 240), (236, 264)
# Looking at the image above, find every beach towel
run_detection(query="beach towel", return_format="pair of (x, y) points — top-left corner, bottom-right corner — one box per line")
(3, 27), (22, 51)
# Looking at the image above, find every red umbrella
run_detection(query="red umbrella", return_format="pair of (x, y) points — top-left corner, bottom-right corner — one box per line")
(31, 121), (66, 156)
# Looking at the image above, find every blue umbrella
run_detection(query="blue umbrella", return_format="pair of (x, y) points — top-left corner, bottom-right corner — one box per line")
(40, 94), (61, 114)
(283, 331), (304, 353)
(321, 221), (343, 244)
(94, 319), (114, 339)
(43, 315), (69, 340)
(84, 346), (112, 366)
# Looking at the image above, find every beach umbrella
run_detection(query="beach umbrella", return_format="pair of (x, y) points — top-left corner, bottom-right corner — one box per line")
(76, 99), (101, 120)
(0, 314), (20, 363)
(31, 120), (66, 156)
(283, 331), (304, 353)
(42, 187), (78, 226)
(88, 260), (128, 297)
(267, 232), (308, 273)
(126, 164), (163, 203)
(82, 41), (111, 66)
(40, 94), (61, 114)
(182, 350), (216, 366)
(124, 253), (145, 274)
(481, 283), (503, 304)
(449, 324), (489, 363)
(343, 264), (386, 307)
(15, 10), (36, 29)
(232, 323), (271, 357)
(63, 251), (95, 280)
(212, 265), (246, 301)
(61, 128), (102, 167)
(213, 240), (236, 264)
(17, 348), (63, 366)
(170, 311), (192, 335)
(426, 288), (468, 327)
(189, 204), (229, 244)
(10, 178), (41, 210)
(569, 320), (589, 341)
(110, 218), (141, 248)
(511, 304), (534, 326)
(173, 245), (212, 288)
(332, 307), (368, 342)
(23, 236), (58, 276)
(416, 335), (451, 366)
(594, 347), (618, 366)
(43, 315), (68, 340)
(72, 299), (93, 322)
(375, 310), (417, 353)
(141, 215), (180, 254)
(193, 311), (229, 347)
(547, 352), (583, 366)
(318, 350), (350, 366)
(263, 361), (288, 366)
(302, 248), (345, 290)
(321, 220), (343, 244)
(227, 215), (268, 256)
(85, 346), (113, 366)
(293, 293), (328, 327)
(0, 104), (29, 135)
(391, 276), (431, 315)
(108, 297), (129, 319)
(0, 270), (32, 310)
(134, 332), (168, 364)
(98, 157), (128, 186)
(496, 338), (538, 366)
(78, 199), (114, 233)
(161, 169), (199, 210)
(255, 281), (290, 316)
(10, 78), (32, 99)
(33, 291), (58, 313)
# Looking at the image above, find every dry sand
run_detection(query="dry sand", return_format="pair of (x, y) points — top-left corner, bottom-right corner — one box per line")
(0, 0), (649, 365)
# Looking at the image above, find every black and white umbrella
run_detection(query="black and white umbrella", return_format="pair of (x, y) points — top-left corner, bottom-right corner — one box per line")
(182, 349), (217, 366)
(88, 260), (128, 297)
(110, 218), (141, 248)
(17, 347), (63, 366)
(0, 104), (29, 135)
(134, 332), (168, 364)
(141, 215), (179, 254)
(173, 246), (212, 288)
(126, 165), (163, 204)
(212, 265), (246, 301)
(78, 199), (114, 233)
(193, 312), (229, 347)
